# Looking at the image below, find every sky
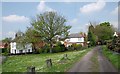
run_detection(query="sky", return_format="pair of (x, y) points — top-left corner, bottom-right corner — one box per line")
(1, 0), (119, 40)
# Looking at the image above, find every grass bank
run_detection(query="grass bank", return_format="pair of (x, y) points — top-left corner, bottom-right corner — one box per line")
(102, 45), (120, 70)
(2, 47), (93, 72)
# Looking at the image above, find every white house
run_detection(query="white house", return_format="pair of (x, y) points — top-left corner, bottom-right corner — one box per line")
(10, 42), (32, 54)
(64, 33), (86, 47)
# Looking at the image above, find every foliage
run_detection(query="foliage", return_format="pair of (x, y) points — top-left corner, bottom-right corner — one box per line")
(31, 11), (71, 53)
(107, 34), (120, 53)
(67, 45), (74, 51)
(72, 44), (82, 50)
(36, 44), (50, 53)
(94, 23), (114, 41)
(1, 48), (9, 56)
(24, 28), (42, 52)
(87, 22), (115, 45)
(2, 48), (8, 53)
(2, 37), (12, 43)
(87, 25), (97, 46)
(102, 45), (120, 70)
(52, 46), (61, 53)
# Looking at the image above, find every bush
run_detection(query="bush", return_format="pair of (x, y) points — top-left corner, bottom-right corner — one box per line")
(72, 44), (77, 50)
(72, 44), (82, 50)
(67, 45), (74, 51)
(36, 48), (43, 54)
(2, 48), (8, 53)
(52, 42), (66, 53)
(76, 44), (82, 50)
(53, 46), (61, 53)
(53, 42), (66, 53)
(42, 44), (50, 53)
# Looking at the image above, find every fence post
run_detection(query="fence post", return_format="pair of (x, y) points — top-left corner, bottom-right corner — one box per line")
(46, 59), (52, 68)
(27, 66), (35, 74)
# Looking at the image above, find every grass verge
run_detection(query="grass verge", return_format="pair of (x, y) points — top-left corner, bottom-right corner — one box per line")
(2, 47), (93, 72)
(90, 50), (99, 72)
(102, 45), (120, 70)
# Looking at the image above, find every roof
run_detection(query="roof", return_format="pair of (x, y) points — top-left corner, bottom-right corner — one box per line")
(0, 42), (5, 46)
(68, 33), (85, 38)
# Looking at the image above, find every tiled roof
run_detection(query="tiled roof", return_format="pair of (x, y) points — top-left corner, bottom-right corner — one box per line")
(68, 33), (85, 38)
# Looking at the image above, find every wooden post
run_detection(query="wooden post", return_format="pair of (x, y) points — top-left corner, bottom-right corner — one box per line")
(27, 66), (35, 74)
(46, 59), (52, 68)
(64, 54), (68, 60)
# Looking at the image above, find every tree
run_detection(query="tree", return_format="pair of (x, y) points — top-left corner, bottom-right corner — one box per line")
(2, 37), (12, 44)
(87, 29), (96, 46)
(94, 22), (115, 43)
(24, 27), (42, 52)
(31, 12), (71, 53)
(2, 37), (12, 53)
(87, 22), (115, 45)
(87, 23), (97, 46)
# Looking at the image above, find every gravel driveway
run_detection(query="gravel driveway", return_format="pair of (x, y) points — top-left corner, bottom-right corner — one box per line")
(67, 46), (118, 72)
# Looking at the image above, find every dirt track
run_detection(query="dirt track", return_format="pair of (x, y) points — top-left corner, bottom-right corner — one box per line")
(67, 46), (118, 72)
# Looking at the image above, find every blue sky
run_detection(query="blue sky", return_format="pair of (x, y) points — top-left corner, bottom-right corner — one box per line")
(1, 0), (119, 40)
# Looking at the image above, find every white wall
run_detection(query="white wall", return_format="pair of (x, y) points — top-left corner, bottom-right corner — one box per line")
(69, 37), (84, 43)
(10, 42), (32, 54)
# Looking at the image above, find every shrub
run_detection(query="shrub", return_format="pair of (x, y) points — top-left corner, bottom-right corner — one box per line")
(76, 44), (82, 50)
(72, 43), (77, 50)
(2, 48), (8, 53)
(67, 45), (74, 51)
(53, 42), (66, 53)
(53, 46), (61, 53)
(36, 48), (43, 53)
(72, 44), (82, 50)
(42, 44), (50, 53)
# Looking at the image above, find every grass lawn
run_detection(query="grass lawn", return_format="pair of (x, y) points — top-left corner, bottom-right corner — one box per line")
(2, 47), (92, 72)
(102, 45), (120, 70)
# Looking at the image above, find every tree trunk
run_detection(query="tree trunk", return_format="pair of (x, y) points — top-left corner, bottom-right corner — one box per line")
(32, 43), (36, 53)
(50, 43), (53, 53)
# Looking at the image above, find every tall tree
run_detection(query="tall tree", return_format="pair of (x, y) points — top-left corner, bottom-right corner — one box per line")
(2, 37), (12, 52)
(2, 37), (12, 44)
(94, 22), (115, 41)
(87, 28), (96, 46)
(31, 12), (71, 53)
(24, 27), (42, 52)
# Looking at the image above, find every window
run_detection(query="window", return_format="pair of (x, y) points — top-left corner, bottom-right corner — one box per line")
(15, 50), (16, 54)
(19, 50), (23, 53)
(78, 38), (81, 41)
(28, 49), (30, 52)
(12, 44), (15, 48)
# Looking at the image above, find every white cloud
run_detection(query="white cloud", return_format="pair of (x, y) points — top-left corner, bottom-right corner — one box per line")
(69, 18), (88, 33)
(111, 5), (119, 15)
(70, 18), (79, 25)
(5, 31), (15, 39)
(37, 1), (55, 12)
(0, 32), (2, 35)
(2, 15), (29, 23)
(110, 21), (118, 28)
(80, 0), (106, 14)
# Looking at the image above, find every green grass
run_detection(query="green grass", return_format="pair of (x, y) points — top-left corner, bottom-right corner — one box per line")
(102, 45), (120, 70)
(90, 50), (99, 72)
(2, 47), (93, 72)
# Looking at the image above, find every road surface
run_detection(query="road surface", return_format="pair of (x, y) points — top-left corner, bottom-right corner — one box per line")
(68, 46), (118, 72)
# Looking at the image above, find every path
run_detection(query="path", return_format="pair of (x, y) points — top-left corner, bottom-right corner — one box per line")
(67, 46), (118, 72)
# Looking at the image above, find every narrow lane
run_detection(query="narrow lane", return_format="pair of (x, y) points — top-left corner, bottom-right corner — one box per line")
(98, 46), (118, 72)
(67, 46), (118, 72)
